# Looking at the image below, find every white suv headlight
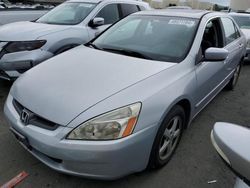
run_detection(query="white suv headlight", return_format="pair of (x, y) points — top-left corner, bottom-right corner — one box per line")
(67, 103), (141, 140)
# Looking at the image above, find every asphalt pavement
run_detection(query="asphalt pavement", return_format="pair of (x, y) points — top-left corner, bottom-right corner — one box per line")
(1, 64), (250, 188)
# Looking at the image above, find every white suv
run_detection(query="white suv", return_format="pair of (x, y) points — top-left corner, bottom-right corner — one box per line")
(0, 0), (150, 80)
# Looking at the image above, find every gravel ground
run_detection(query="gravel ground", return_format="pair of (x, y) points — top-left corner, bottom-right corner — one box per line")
(0, 63), (250, 188)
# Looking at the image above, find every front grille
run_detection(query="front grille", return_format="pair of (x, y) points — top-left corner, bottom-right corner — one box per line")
(13, 99), (59, 131)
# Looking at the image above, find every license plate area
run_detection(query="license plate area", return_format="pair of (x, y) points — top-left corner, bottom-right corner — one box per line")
(10, 127), (32, 150)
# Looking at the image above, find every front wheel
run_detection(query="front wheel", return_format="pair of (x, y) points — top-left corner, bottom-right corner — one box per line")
(226, 63), (241, 90)
(148, 105), (185, 169)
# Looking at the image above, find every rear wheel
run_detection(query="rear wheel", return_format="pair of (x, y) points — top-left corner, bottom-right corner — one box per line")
(148, 105), (185, 169)
(226, 63), (241, 90)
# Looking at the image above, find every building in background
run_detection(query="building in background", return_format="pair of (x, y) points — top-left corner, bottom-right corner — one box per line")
(149, 0), (218, 9)
(230, 0), (250, 11)
(179, 0), (214, 10)
(147, 0), (178, 9)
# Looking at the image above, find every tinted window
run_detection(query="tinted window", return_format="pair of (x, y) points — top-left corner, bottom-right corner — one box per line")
(96, 4), (120, 25)
(121, 4), (139, 17)
(221, 18), (239, 45)
(93, 16), (199, 62)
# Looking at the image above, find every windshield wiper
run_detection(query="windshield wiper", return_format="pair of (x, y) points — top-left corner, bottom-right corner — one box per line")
(85, 42), (102, 50)
(102, 48), (153, 60)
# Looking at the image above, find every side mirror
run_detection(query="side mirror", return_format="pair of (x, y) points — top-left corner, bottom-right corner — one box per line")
(211, 122), (250, 185)
(205, 47), (229, 61)
(89, 17), (104, 28)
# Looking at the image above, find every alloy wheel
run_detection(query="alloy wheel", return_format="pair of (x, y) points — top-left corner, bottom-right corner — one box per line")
(159, 116), (182, 161)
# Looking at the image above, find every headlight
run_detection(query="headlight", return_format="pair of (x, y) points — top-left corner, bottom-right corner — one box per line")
(67, 103), (141, 140)
(5, 40), (46, 53)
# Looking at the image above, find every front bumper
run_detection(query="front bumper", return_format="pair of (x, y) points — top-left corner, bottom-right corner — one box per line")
(4, 95), (157, 180)
(0, 49), (53, 80)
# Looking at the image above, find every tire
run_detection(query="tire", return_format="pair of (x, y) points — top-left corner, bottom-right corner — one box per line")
(148, 105), (186, 169)
(226, 63), (241, 90)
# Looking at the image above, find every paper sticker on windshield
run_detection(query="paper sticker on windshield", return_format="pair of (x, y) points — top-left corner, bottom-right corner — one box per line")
(168, 19), (195, 27)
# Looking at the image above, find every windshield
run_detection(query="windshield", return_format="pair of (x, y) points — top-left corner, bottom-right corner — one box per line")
(92, 15), (199, 62)
(36, 2), (96, 25)
(232, 15), (250, 29)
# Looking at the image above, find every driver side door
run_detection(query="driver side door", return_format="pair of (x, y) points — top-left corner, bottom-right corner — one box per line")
(194, 18), (228, 113)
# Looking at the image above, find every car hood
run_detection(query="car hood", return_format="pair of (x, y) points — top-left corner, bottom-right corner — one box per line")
(241, 29), (250, 40)
(11, 46), (175, 126)
(0, 21), (69, 41)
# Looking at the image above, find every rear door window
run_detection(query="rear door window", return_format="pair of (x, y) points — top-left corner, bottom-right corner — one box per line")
(120, 4), (140, 18)
(221, 17), (240, 45)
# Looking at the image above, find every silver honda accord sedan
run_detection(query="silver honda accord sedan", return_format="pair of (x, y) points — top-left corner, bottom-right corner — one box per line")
(4, 10), (246, 179)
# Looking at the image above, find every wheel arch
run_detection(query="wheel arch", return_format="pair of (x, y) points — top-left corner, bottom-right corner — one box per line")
(147, 97), (192, 169)
(176, 99), (191, 129)
(158, 97), (192, 130)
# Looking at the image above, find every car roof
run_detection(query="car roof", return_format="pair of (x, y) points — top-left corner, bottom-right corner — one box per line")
(68, 0), (145, 4)
(135, 9), (211, 19)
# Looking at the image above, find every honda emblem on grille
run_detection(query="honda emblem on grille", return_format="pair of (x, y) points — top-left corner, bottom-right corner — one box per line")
(21, 109), (30, 125)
